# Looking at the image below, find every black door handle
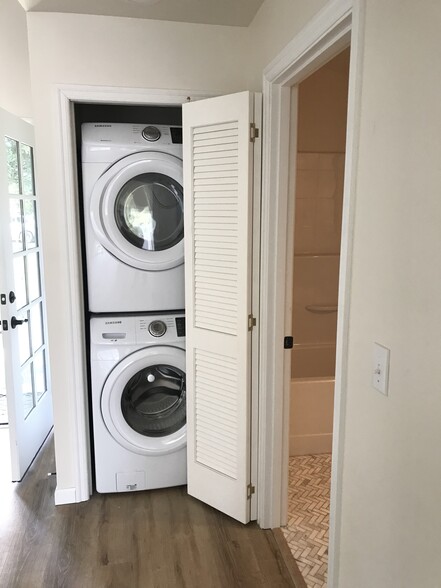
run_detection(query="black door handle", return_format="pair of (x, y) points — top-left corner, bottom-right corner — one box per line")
(11, 316), (28, 329)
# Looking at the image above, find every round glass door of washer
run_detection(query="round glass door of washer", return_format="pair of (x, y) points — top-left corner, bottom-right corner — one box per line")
(101, 346), (187, 455)
(90, 152), (184, 271)
(121, 363), (185, 438)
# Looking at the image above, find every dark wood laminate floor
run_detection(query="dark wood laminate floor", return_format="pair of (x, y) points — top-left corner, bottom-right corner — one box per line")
(0, 434), (295, 588)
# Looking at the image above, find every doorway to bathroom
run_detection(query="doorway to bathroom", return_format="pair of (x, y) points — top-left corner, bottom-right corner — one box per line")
(283, 48), (350, 587)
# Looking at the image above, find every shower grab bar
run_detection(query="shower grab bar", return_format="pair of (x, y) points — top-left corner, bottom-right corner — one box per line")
(305, 304), (338, 314)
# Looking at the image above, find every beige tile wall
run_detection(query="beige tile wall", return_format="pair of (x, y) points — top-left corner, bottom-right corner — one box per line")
(294, 153), (345, 256)
(291, 153), (345, 379)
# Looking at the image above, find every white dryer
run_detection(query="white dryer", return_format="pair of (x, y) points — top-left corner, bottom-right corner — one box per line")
(82, 123), (185, 313)
(90, 312), (187, 493)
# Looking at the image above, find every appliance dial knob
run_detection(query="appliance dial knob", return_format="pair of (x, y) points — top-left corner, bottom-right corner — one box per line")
(148, 320), (167, 337)
(142, 126), (161, 142)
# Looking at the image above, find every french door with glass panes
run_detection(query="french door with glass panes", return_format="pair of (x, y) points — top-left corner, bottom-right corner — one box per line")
(0, 106), (52, 482)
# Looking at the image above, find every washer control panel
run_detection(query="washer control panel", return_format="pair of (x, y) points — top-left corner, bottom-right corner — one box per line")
(91, 313), (185, 346)
(148, 320), (167, 337)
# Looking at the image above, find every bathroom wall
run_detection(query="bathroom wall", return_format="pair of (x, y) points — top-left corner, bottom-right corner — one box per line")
(290, 49), (349, 456)
(290, 378), (335, 455)
(292, 49), (350, 379)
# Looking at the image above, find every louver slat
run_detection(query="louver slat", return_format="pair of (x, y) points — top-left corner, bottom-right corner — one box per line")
(194, 157), (238, 168)
(193, 121), (238, 135)
(193, 135), (239, 147)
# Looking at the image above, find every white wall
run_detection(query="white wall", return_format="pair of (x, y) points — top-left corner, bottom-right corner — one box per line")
(0, 0), (32, 119)
(247, 0), (328, 90)
(337, 1), (441, 586)
(26, 12), (250, 495)
(27, 13), (250, 93)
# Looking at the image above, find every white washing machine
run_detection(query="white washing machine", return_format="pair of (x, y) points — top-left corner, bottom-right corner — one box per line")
(82, 123), (185, 313)
(90, 312), (187, 493)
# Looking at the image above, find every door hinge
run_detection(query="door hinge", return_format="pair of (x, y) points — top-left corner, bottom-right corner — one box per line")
(247, 484), (256, 500)
(0, 293), (6, 305)
(248, 313), (256, 332)
(250, 123), (259, 143)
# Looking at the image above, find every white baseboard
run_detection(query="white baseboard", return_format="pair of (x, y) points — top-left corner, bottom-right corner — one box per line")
(290, 433), (333, 456)
(54, 486), (77, 505)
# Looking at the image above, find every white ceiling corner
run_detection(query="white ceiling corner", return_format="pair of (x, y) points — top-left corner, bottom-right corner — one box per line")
(16, 0), (40, 10)
(19, 0), (265, 27)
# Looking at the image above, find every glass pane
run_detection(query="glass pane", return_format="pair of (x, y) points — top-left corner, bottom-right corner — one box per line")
(18, 310), (31, 365)
(26, 252), (41, 302)
(23, 199), (38, 249)
(10, 198), (24, 253)
(20, 144), (34, 196)
(34, 350), (47, 402)
(21, 362), (34, 418)
(121, 364), (186, 437)
(30, 302), (43, 353)
(114, 173), (184, 252)
(5, 137), (20, 194)
(13, 255), (27, 309)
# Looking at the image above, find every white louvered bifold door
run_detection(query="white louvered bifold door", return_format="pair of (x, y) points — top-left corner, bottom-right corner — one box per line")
(183, 91), (256, 524)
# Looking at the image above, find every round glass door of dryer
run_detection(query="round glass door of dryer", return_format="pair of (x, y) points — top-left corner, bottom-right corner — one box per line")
(114, 173), (183, 253)
(101, 346), (187, 455)
(121, 364), (185, 438)
(89, 151), (184, 271)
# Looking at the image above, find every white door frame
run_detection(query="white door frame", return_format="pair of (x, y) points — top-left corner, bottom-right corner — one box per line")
(55, 86), (215, 504)
(257, 0), (365, 585)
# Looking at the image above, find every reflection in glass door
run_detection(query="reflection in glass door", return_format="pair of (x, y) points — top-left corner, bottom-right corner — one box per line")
(5, 137), (48, 419)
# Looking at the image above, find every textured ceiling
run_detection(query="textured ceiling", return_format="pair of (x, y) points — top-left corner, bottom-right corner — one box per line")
(17, 0), (265, 27)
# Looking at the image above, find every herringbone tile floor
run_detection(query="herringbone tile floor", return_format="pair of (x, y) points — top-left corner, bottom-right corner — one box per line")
(282, 454), (331, 588)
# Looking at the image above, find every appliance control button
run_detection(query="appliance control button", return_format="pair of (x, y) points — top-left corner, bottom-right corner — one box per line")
(142, 126), (161, 142)
(148, 320), (167, 337)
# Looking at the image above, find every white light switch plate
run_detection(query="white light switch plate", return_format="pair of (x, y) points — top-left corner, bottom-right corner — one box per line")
(373, 342), (390, 395)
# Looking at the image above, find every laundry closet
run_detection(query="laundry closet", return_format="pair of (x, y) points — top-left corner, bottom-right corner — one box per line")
(74, 103), (188, 494)
(73, 94), (260, 524)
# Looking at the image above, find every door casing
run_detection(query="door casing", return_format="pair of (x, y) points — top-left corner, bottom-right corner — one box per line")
(54, 87), (263, 517)
(258, 0), (365, 586)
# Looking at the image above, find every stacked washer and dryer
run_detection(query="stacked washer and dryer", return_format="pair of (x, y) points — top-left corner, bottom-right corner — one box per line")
(82, 123), (187, 493)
